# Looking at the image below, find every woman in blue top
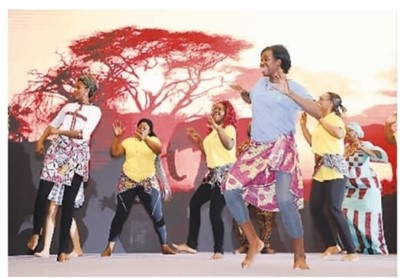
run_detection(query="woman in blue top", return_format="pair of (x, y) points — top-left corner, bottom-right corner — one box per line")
(224, 45), (322, 269)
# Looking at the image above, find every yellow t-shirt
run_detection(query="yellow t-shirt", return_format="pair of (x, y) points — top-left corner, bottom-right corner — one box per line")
(121, 136), (160, 182)
(203, 125), (237, 168)
(311, 113), (345, 182)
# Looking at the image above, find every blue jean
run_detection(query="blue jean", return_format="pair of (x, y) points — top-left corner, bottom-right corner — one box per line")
(224, 171), (303, 238)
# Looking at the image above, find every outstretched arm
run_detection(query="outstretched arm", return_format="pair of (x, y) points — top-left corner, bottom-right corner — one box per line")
(230, 83), (251, 104)
(318, 119), (345, 139)
(274, 69), (322, 120)
(288, 92), (322, 120)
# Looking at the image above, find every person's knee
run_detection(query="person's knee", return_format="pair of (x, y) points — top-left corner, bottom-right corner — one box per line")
(277, 194), (294, 212)
(209, 211), (223, 223)
(154, 218), (165, 228)
(152, 208), (163, 223)
(189, 199), (201, 210)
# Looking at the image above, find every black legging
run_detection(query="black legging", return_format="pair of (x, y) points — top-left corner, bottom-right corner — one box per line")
(32, 174), (82, 254)
(58, 174), (83, 254)
(309, 177), (357, 253)
(32, 179), (54, 235)
(187, 183), (226, 254)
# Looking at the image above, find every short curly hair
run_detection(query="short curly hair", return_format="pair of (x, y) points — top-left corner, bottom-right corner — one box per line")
(78, 73), (98, 98)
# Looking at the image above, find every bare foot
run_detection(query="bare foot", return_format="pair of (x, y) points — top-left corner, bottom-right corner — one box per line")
(27, 234), (39, 251)
(241, 239), (264, 268)
(322, 245), (342, 259)
(341, 253), (359, 262)
(293, 254), (310, 270)
(211, 252), (223, 260)
(100, 246), (113, 257)
(56, 252), (69, 262)
(34, 250), (49, 258)
(68, 249), (83, 258)
(171, 243), (197, 254)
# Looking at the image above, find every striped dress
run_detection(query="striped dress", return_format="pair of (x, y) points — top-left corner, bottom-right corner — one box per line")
(342, 141), (389, 254)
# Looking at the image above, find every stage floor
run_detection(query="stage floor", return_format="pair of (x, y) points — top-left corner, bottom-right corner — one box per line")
(8, 252), (397, 277)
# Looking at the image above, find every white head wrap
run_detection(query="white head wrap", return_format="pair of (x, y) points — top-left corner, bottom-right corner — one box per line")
(347, 122), (364, 138)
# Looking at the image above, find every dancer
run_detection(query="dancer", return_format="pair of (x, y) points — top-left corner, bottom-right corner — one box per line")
(173, 100), (237, 260)
(232, 122), (276, 255)
(101, 118), (176, 256)
(27, 73), (102, 262)
(342, 122), (389, 254)
(224, 44), (321, 269)
(300, 92), (359, 262)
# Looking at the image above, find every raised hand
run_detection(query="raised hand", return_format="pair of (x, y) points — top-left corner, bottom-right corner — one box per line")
(112, 120), (124, 137)
(230, 83), (246, 94)
(300, 112), (307, 126)
(273, 68), (291, 95)
(207, 115), (220, 130)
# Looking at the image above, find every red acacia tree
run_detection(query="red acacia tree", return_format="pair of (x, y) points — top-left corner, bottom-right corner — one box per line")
(9, 26), (252, 141)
